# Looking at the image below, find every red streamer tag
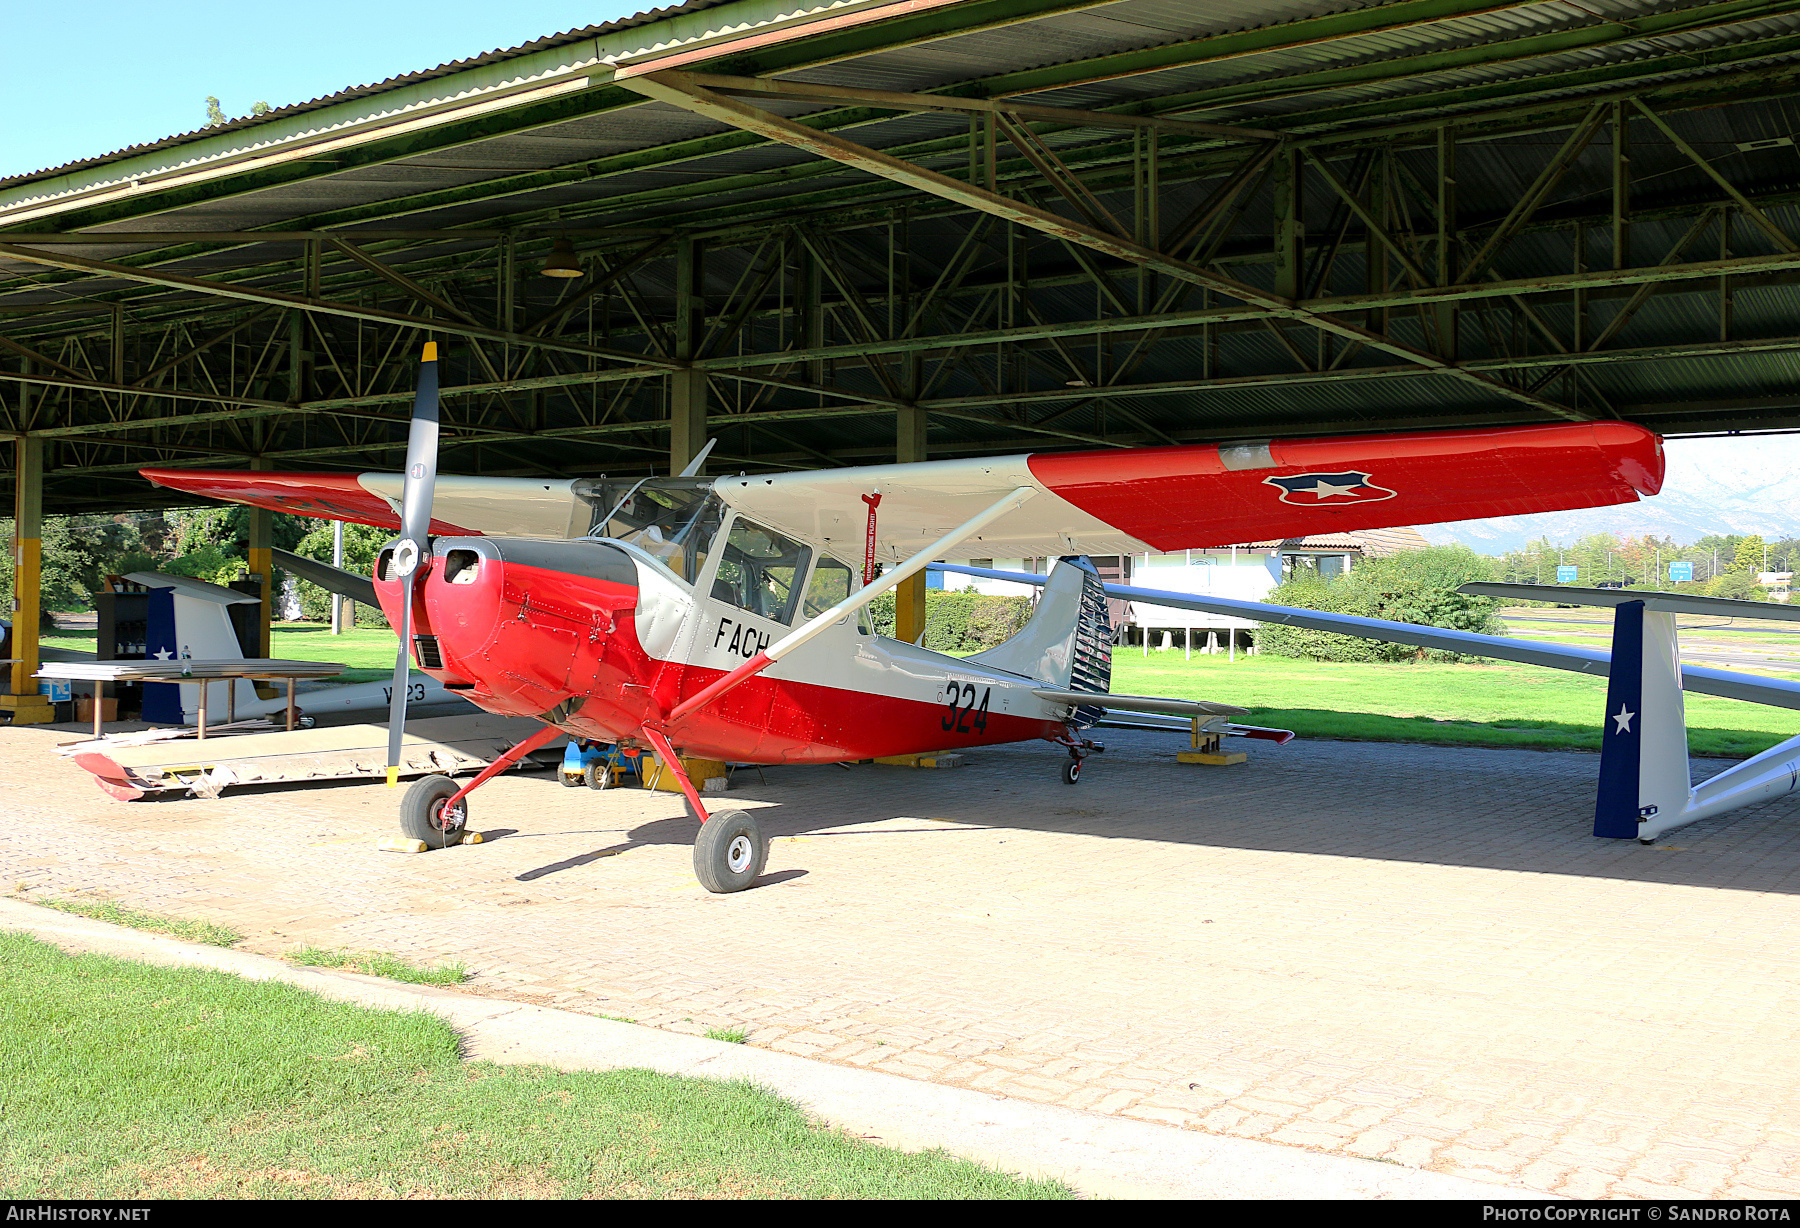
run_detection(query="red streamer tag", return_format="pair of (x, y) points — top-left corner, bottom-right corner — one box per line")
(861, 492), (882, 585)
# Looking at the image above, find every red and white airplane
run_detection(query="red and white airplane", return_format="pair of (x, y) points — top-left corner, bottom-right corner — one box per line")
(144, 346), (1665, 891)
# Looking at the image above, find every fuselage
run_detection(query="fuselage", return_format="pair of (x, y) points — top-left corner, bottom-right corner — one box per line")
(371, 533), (1068, 764)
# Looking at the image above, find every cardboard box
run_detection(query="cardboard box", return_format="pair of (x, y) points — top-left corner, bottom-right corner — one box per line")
(76, 697), (119, 724)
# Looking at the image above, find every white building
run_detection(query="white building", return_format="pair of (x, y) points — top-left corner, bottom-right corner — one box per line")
(941, 527), (1430, 649)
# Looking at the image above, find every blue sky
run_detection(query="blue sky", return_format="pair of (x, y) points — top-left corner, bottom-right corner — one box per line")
(0, 2), (649, 180)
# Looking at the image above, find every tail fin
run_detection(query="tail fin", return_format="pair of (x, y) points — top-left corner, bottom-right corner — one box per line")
(966, 557), (1112, 727)
(130, 572), (257, 725)
(1594, 600), (1692, 838)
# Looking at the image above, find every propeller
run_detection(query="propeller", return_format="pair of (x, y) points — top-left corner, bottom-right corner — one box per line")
(386, 341), (440, 786)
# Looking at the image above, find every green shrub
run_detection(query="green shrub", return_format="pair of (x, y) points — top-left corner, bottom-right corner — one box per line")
(868, 589), (1033, 651)
(1258, 545), (1503, 663)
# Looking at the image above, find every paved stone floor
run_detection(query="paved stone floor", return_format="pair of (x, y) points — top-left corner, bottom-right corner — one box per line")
(8, 722), (1800, 1199)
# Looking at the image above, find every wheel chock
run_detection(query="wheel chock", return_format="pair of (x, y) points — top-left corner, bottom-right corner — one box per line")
(874, 753), (966, 769)
(462, 831), (485, 844)
(643, 755), (729, 794)
(377, 837), (429, 853)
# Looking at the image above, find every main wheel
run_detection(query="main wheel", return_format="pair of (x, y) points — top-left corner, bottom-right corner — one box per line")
(692, 810), (767, 894)
(1062, 759), (1082, 785)
(399, 774), (469, 848)
(584, 761), (612, 791)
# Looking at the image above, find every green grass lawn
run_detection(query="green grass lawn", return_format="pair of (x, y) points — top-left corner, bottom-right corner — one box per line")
(1110, 652), (1800, 757)
(0, 932), (1069, 1200)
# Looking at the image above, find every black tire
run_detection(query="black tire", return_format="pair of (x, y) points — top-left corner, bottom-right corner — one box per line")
(692, 810), (767, 894)
(559, 770), (582, 788)
(585, 761), (612, 791)
(1062, 759), (1082, 785)
(399, 774), (468, 848)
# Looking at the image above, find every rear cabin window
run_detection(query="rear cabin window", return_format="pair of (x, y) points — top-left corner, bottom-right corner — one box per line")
(803, 556), (853, 618)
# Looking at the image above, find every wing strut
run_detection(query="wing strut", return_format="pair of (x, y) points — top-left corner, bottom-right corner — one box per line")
(661, 486), (1037, 727)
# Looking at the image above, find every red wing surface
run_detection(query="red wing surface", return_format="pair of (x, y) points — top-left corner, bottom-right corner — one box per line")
(1027, 422), (1662, 550)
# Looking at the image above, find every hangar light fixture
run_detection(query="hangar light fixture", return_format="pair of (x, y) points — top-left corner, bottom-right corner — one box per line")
(540, 238), (583, 278)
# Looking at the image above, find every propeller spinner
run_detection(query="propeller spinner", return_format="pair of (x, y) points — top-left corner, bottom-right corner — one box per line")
(386, 341), (440, 785)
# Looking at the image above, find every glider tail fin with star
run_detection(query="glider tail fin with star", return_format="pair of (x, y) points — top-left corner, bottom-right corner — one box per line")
(1593, 597), (1800, 842)
(1593, 600), (1694, 840)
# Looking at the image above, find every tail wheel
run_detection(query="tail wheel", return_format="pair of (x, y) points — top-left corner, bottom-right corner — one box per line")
(584, 761), (612, 791)
(1062, 759), (1082, 785)
(693, 810), (767, 894)
(399, 774), (468, 848)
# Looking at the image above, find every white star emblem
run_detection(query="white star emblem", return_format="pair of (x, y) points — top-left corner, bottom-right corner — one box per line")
(152, 648), (172, 661)
(1306, 478), (1364, 499)
(1612, 704), (1636, 734)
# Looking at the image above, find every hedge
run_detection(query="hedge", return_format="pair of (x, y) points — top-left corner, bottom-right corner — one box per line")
(869, 589), (1035, 652)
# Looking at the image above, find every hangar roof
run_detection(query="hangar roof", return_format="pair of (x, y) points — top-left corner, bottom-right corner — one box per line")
(6, 0), (1800, 513)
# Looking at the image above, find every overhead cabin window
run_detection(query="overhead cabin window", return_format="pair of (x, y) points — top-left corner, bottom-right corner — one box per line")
(572, 477), (725, 585)
(712, 517), (813, 626)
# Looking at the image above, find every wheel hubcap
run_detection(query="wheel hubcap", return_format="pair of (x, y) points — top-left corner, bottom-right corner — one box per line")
(726, 833), (754, 874)
(431, 798), (466, 832)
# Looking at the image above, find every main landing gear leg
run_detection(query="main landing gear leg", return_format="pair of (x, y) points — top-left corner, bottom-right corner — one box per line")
(640, 727), (766, 894)
(399, 723), (564, 848)
(1051, 727), (1105, 785)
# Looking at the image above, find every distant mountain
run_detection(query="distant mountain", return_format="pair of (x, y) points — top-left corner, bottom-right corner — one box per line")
(1418, 434), (1800, 554)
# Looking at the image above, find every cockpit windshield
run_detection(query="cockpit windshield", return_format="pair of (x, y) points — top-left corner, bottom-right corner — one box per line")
(572, 477), (725, 585)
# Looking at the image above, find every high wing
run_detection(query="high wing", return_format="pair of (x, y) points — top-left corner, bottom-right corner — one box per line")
(142, 420), (1662, 561)
(938, 565), (1800, 712)
(139, 469), (591, 539)
(710, 421), (1660, 564)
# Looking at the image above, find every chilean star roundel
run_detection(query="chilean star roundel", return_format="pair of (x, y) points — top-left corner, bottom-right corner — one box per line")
(1263, 470), (1397, 506)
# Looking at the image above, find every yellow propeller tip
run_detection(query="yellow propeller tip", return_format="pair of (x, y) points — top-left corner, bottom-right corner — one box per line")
(421, 342), (438, 363)
(386, 766), (400, 788)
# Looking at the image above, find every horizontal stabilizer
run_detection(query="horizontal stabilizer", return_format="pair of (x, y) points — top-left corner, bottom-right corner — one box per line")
(1228, 724), (1296, 744)
(1032, 687), (1248, 717)
(1462, 582), (1800, 623)
(274, 548), (378, 607)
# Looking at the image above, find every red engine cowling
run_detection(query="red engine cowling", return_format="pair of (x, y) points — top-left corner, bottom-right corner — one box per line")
(371, 537), (650, 730)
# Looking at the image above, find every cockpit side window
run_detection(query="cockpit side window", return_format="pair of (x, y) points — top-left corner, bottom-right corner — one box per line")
(711, 516), (813, 625)
(574, 477), (724, 585)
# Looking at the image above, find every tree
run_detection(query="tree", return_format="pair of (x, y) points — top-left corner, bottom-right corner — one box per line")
(1258, 545), (1504, 662)
(1708, 570), (1765, 601)
(204, 96), (272, 126)
(1734, 535), (1767, 576)
(292, 519), (390, 626)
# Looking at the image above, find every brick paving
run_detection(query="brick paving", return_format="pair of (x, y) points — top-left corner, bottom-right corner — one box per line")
(8, 721), (1800, 1197)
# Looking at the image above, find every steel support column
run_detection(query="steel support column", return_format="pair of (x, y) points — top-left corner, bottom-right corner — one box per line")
(5, 436), (49, 721)
(894, 404), (929, 646)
